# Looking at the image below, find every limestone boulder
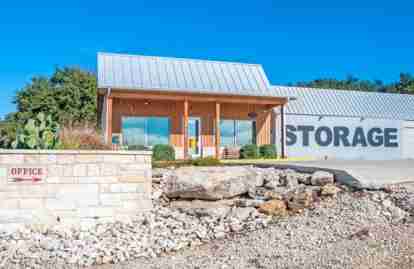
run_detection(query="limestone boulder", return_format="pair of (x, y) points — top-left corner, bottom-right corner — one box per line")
(170, 200), (232, 219)
(258, 199), (288, 216)
(162, 166), (260, 200)
(311, 171), (335, 186)
(321, 184), (341, 197)
(286, 187), (314, 213)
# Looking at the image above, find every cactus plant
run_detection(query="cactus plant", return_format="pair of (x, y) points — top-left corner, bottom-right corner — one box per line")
(12, 113), (60, 149)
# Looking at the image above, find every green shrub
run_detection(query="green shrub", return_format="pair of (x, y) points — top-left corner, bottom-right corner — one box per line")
(191, 157), (221, 166)
(152, 144), (175, 161)
(240, 144), (259, 159)
(259, 144), (277, 159)
(127, 145), (150, 151)
(12, 113), (60, 149)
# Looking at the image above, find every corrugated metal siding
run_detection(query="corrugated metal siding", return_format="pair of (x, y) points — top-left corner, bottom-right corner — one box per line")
(98, 52), (284, 98)
(271, 86), (414, 121)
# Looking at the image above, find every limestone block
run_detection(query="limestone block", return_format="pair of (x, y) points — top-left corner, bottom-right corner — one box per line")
(57, 154), (75, 164)
(100, 193), (122, 206)
(100, 183), (111, 193)
(87, 164), (100, 176)
(0, 198), (19, 209)
(73, 164), (87, 177)
(55, 184), (99, 199)
(100, 163), (119, 176)
(57, 177), (78, 184)
(135, 155), (152, 164)
(78, 207), (115, 218)
(24, 155), (40, 164)
(45, 198), (77, 210)
(117, 175), (148, 183)
(103, 155), (135, 164)
(119, 164), (149, 176)
(76, 154), (103, 163)
(119, 193), (145, 201)
(16, 184), (50, 198)
(48, 165), (64, 177)
(110, 183), (140, 193)
(19, 198), (44, 209)
(117, 199), (152, 213)
(0, 154), (24, 164)
(79, 176), (117, 184)
(63, 166), (74, 177)
(38, 154), (57, 164)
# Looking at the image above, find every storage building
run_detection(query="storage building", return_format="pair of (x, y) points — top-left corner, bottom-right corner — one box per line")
(271, 86), (414, 160)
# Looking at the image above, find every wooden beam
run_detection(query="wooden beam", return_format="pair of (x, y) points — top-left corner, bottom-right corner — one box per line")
(106, 97), (113, 145)
(183, 99), (189, 159)
(110, 90), (287, 105)
(215, 102), (221, 159)
(280, 105), (286, 158)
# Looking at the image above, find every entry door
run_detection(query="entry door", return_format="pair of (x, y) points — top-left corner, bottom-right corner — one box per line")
(188, 117), (201, 157)
(403, 125), (414, 159)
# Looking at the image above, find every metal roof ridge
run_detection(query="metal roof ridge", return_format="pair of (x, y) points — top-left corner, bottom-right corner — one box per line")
(270, 85), (414, 98)
(98, 52), (264, 67)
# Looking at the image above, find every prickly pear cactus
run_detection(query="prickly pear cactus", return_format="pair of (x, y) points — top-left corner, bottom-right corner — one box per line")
(12, 112), (60, 149)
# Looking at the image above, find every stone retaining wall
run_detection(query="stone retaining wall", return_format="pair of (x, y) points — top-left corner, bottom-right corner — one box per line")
(0, 150), (152, 231)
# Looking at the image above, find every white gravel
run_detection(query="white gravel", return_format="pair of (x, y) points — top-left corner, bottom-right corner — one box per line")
(2, 166), (414, 269)
(97, 190), (414, 269)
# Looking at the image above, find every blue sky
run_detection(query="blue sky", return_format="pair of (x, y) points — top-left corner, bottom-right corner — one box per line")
(0, 0), (413, 118)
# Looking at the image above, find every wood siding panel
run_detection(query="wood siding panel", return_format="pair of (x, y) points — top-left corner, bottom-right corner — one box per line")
(111, 98), (276, 149)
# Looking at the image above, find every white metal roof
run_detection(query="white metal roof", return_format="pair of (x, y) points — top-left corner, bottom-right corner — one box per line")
(271, 86), (414, 121)
(98, 52), (285, 98)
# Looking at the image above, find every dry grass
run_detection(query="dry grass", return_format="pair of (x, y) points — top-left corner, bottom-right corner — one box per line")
(57, 122), (111, 150)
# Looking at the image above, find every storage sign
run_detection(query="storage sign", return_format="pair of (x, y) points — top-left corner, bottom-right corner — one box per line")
(286, 125), (399, 148)
(8, 167), (46, 183)
(282, 115), (402, 160)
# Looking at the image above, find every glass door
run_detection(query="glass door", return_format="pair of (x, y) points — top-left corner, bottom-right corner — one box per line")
(188, 117), (201, 157)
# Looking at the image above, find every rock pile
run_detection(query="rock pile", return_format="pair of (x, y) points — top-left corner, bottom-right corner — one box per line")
(0, 166), (341, 268)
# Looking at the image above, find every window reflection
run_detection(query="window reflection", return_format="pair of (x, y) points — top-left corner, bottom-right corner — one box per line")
(220, 119), (255, 146)
(122, 117), (170, 146)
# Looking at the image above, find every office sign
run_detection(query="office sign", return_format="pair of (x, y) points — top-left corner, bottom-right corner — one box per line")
(8, 167), (46, 183)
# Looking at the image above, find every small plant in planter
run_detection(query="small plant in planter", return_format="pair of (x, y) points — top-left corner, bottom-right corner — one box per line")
(152, 144), (175, 161)
(259, 144), (277, 159)
(240, 144), (260, 159)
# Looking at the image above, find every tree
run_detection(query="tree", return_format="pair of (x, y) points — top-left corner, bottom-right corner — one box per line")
(1, 67), (97, 148)
(294, 73), (414, 94)
(13, 67), (97, 125)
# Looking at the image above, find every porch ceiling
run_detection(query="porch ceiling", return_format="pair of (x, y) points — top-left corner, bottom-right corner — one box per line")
(108, 89), (288, 106)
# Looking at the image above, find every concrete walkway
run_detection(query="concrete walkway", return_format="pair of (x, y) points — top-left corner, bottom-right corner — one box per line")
(272, 160), (414, 189)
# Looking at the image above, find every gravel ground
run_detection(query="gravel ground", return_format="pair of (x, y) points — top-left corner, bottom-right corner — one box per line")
(97, 190), (414, 269)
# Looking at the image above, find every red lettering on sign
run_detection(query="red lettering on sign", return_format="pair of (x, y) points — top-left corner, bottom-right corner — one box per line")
(8, 167), (45, 183)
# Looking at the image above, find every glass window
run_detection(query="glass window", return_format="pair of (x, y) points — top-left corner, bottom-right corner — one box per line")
(148, 117), (170, 145)
(122, 117), (170, 146)
(220, 119), (256, 146)
(122, 117), (146, 146)
(236, 120), (254, 145)
(220, 120), (235, 146)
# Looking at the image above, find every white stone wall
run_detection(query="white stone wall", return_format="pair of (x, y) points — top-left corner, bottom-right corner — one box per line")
(0, 150), (152, 231)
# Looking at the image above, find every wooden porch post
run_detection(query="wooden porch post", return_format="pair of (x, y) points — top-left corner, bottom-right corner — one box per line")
(215, 102), (221, 159)
(280, 104), (286, 158)
(183, 99), (189, 159)
(106, 96), (113, 145)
